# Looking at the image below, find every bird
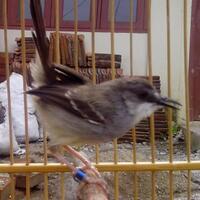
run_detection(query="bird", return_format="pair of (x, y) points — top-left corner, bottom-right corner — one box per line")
(28, 0), (181, 187)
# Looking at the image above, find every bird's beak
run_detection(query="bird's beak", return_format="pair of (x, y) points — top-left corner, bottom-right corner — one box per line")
(157, 97), (181, 109)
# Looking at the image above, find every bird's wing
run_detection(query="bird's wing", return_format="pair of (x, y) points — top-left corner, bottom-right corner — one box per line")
(29, 0), (90, 86)
(52, 63), (90, 85)
(27, 85), (105, 125)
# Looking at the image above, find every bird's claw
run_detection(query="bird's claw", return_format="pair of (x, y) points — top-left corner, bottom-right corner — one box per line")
(85, 177), (108, 196)
(80, 164), (101, 178)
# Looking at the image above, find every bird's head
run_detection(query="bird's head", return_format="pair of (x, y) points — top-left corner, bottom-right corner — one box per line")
(120, 78), (181, 124)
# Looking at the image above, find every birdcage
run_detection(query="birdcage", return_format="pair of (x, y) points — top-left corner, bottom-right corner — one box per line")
(0, 0), (199, 199)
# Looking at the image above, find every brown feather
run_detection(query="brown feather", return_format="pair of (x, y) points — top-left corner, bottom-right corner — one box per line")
(52, 63), (90, 85)
(30, 0), (55, 83)
(30, 0), (91, 87)
(27, 85), (105, 125)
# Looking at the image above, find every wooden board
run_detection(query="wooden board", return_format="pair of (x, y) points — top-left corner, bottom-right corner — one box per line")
(0, 176), (12, 200)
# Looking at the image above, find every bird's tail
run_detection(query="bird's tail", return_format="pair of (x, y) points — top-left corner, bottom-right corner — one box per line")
(29, 0), (55, 85)
(29, 51), (47, 87)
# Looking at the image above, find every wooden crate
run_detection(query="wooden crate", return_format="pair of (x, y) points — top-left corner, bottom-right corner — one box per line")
(0, 53), (13, 83)
(14, 173), (43, 189)
(0, 176), (12, 200)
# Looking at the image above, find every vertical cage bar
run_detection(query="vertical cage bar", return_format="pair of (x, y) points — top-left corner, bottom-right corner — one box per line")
(43, 128), (48, 200)
(166, 0), (174, 199)
(110, 0), (119, 199)
(20, 0), (29, 165)
(55, 0), (60, 64)
(113, 139), (119, 200)
(95, 146), (100, 164)
(129, 0), (138, 199)
(110, 0), (116, 80)
(43, 174), (49, 200)
(129, 0), (133, 77)
(147, 0), (155, 162)
(3, 0), (15, 199)
(74, 0), (78, 71)
(183, 0), (191, 199)
(91, 0), (96, 85)
(147, 0), (156, 199)
(91, 0), (100, 164)
(55, 1), (65, 199)
(60, 173), (65, 200)
(184, 0), (190, 164)
(3, 0), (14, 165)
(20, 0), (31, 199)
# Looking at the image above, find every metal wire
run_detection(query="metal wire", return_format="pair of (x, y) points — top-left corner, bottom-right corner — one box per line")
(183, 0), (191, 199)
(60, 172), (65, 200)
(147, 0), (156, 199)
(110, 0), (116, 81)
(129, 0), (138, 199)
(3, 0), (14, 166)
(129, 0), (134, 77)
(110, 0), (119, 199)
(74, 0), (78, 72)
(43, 173), (49, 199)
(166, 0), (174, 199)
(91, 0), (96, 85)
(43, 128), (49, 200)
(147, 0), (155, 163)
(91, 0), (100, 164)
(55, 0), (60, 64)
(3, 0), (15, 199)
(54, 1), (65, 199)
(20, 0), (31, 199)
(1, 161), (200, 173)
(20, 0), (29, 165)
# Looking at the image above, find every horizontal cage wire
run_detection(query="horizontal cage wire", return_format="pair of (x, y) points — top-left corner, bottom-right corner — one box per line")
(0, 0), (199, 199)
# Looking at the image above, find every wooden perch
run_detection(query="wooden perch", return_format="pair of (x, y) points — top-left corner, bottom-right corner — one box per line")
(77, 168), (109, 200)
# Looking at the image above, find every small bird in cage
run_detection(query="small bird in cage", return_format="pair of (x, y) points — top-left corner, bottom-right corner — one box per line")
(28, 0), (181, 198)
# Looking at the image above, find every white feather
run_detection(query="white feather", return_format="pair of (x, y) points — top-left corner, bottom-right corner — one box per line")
(29, 50), (47, 87)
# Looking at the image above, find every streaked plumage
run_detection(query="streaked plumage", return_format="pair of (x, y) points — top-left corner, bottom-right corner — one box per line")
(28, 0), (181, 148)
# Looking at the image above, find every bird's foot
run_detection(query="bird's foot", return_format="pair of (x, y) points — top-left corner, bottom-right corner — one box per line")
(80, 164), (101, 178)
(83, 177), (108, 196)
(62, 145), (101, 177)
(74, 168), (108, 199)
(48, 148), (108, 199)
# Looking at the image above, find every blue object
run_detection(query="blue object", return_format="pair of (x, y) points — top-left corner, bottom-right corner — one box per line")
(74, 169), (87, 182)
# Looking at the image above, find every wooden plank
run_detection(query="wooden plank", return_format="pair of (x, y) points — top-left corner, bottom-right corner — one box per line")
(15, 173), (43, 189)
(87, 60), (121, 68)
(87, 53), (122, 62)
(0, 176), (12, 200)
